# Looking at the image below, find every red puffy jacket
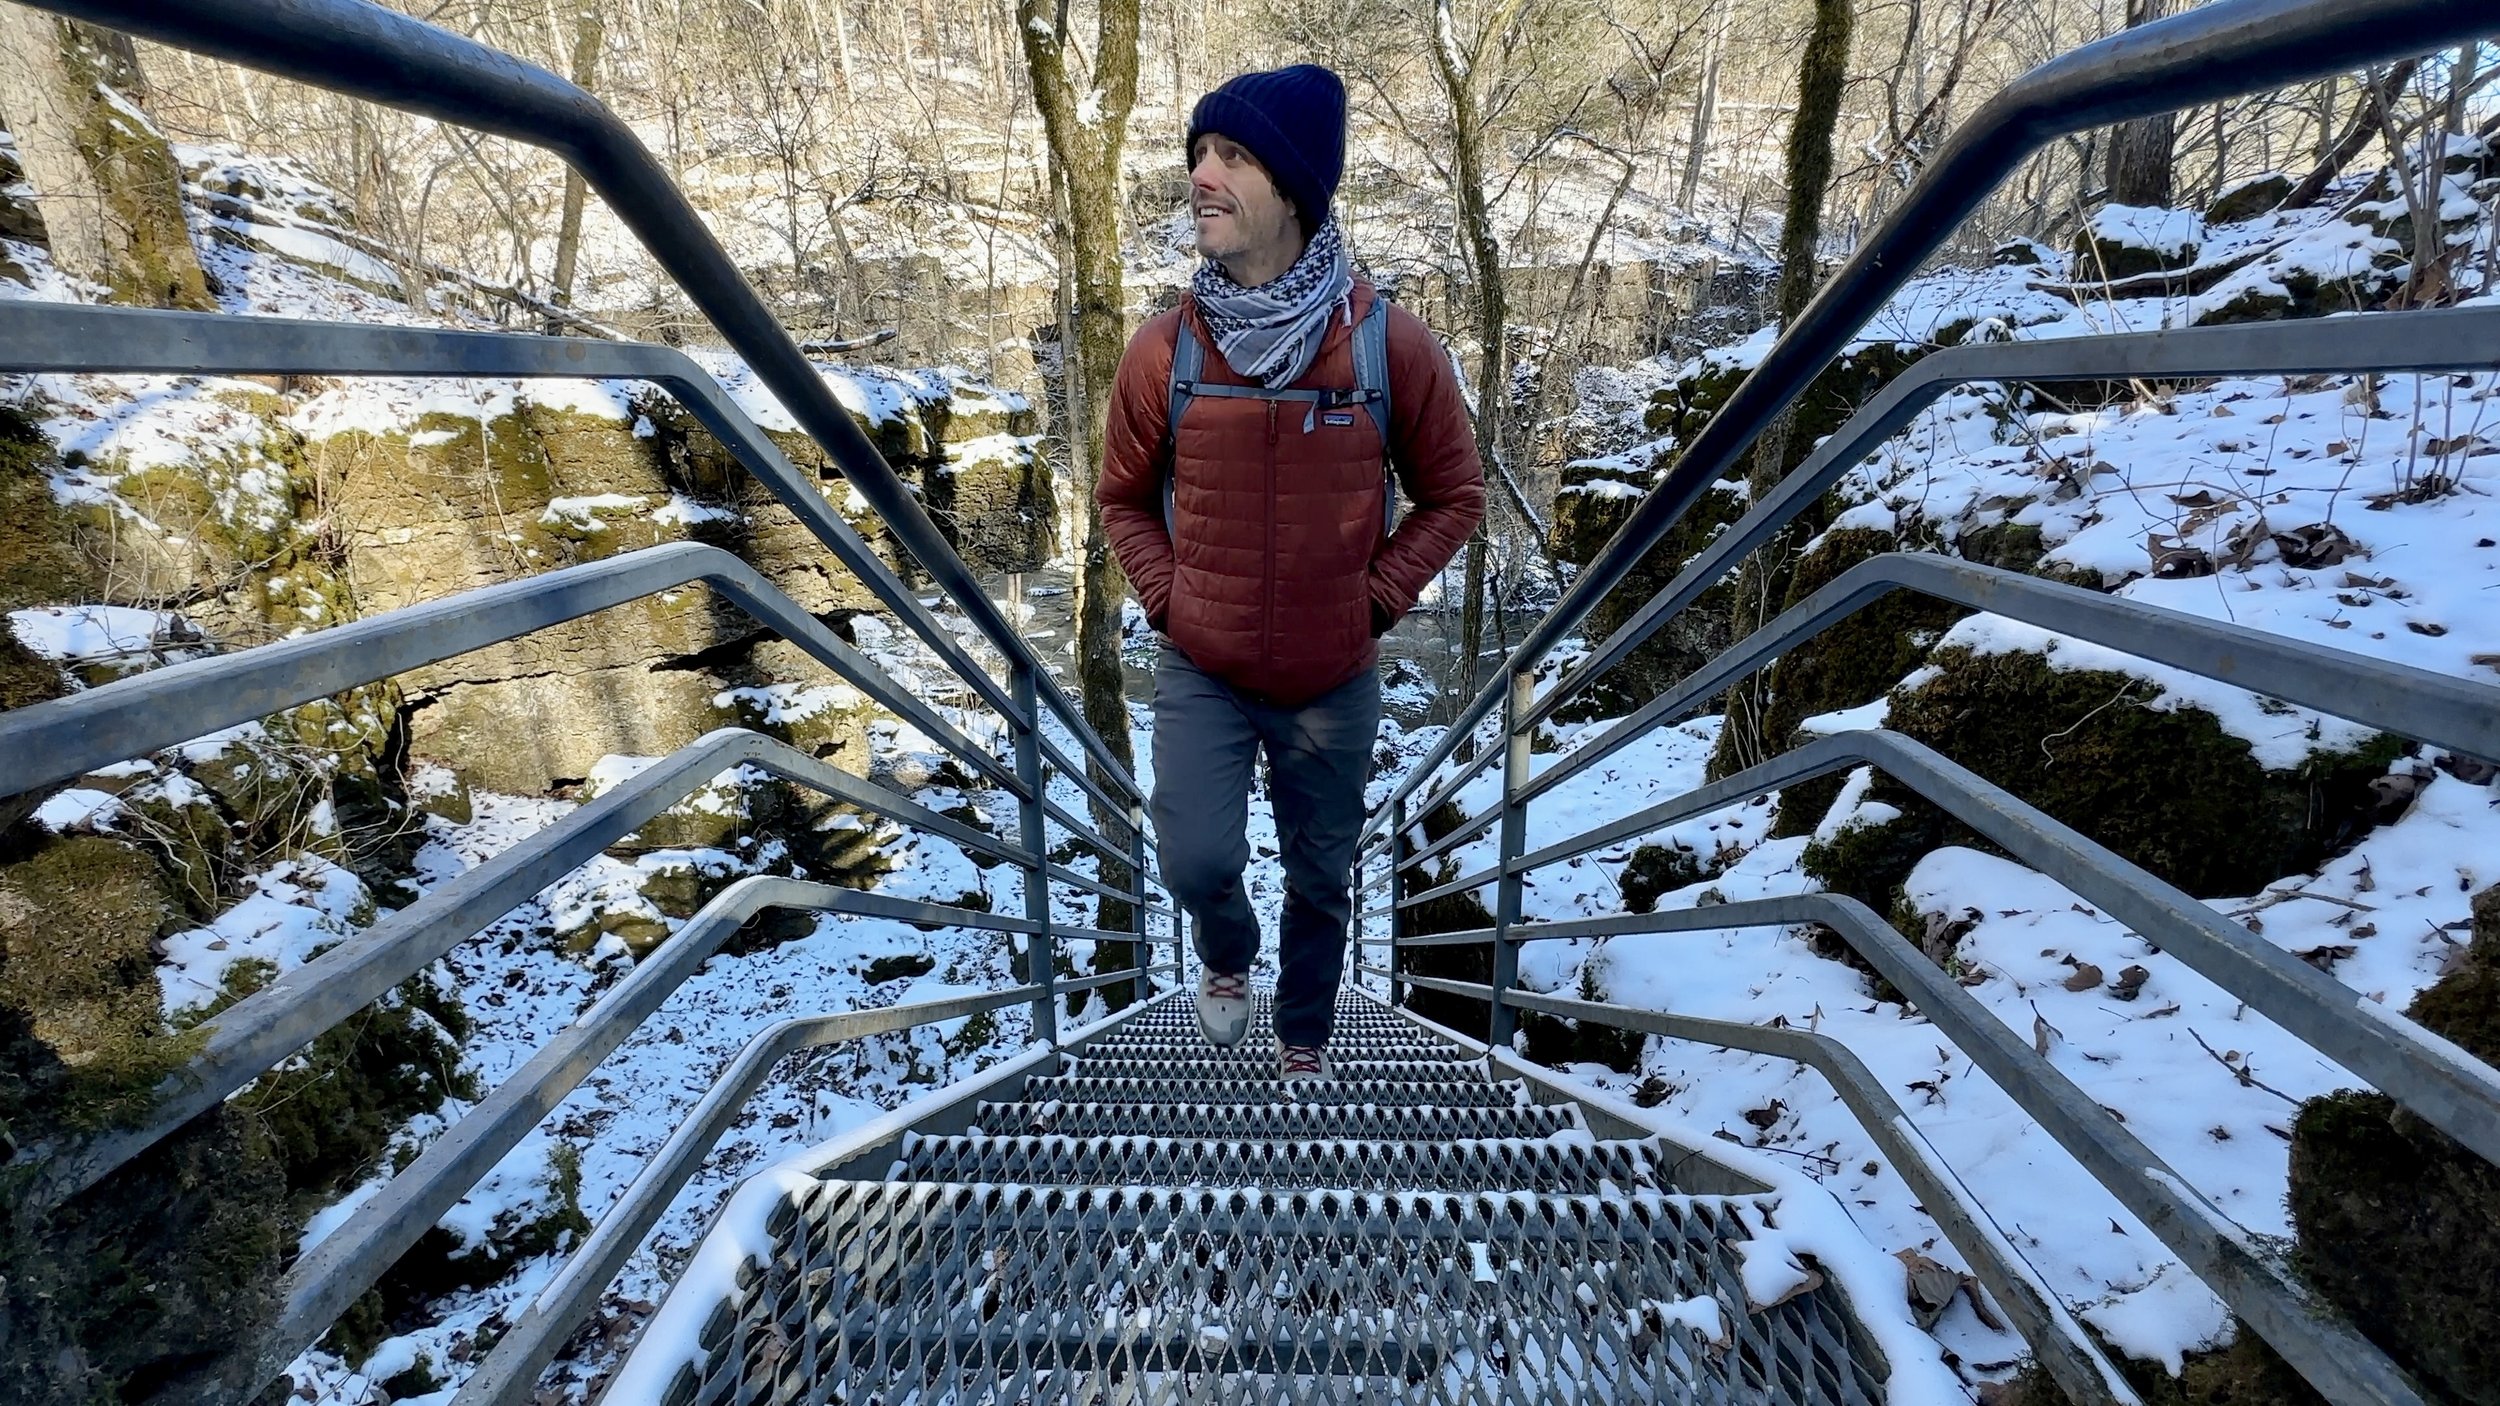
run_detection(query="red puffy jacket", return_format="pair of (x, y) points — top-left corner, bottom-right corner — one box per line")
(1097, 281), (1486, 706)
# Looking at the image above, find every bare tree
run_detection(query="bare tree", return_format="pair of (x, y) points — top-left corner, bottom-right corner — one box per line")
(0, 11), (211, 309)
(1717, 0), (1854, 775)
(1019, 0), (1145, 1004)
(546, 5), (604, 327)
(2101, 0), (2177, 207)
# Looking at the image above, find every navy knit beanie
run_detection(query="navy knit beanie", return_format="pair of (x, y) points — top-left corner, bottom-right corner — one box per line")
(1186, 65), (1347, 233)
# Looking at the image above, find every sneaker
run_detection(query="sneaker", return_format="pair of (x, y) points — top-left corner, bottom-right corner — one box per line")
(1195, 969), (1252, 1048)
(1278, 1041), (1333, 1085)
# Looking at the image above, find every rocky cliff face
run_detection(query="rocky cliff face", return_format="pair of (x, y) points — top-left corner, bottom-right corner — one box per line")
(1, 146), (1055, 1404)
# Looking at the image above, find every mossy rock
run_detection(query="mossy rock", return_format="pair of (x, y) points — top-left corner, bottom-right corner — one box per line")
(2207, 173), (2293, 225)
(222, 963), (476, 1203)
(118, 783), (241, 918)
(1548, 461), (1653, 565)
(54, 21), (215, 312)
(1581, 342), (1930, 722)
(0, 1106), (289, 1406)
(1518, 1009), (1644, 1072)
(0, 406), (96, 833)
(1717, 528), (1962, 829)
(1554, 481), (1748, 725)
(2283, 884), (2500, 1405)
(0, 835), (193, 1136)
(1391, 802), (1501, 1038)
(2074, 220), (2203, 282)
(1993, 1329), (2326, 1406)
(864, 952), (937, 984)
(926, 440), (1053, 575)
(1618, 843), (1708, 914)
(0, 404), (96, 615)
(1803, 646), (2403, 911)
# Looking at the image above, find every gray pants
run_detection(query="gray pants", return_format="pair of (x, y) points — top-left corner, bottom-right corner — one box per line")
(1151, 646), (1381, 1049)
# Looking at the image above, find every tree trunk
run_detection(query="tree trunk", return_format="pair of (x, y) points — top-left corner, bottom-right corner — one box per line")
(1018, 0), (1143, 1007)
(546, 7), (604, 327)
(0, 12), (211, 309)
(2101, 0), (2177, 207)
(1677, 0), (1731, 214)
(2284, 57), (2419, 209)
(1431, 0), (1516, 697)
(1715, 0), (1854, 778)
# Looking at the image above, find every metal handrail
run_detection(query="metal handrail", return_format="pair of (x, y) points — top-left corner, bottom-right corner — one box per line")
(1363, 0), (2497, 845)
(1352, 3), (2500, 1401)
(0, 541), (1024, 806)
(450, 975), (1177, 1406)
(1359, 961), (2137, 1406)
(1401, 727), (2500, 1169)
(23, 0), (1143, 803)
(0, 11), (1174, 1404)
(20, 726), (1053, 1206)
(243, 873), (1167, 1394)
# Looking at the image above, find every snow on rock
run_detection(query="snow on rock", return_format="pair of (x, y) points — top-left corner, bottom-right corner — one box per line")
(2085, 204), (2204, 262)
(158, 856), (372, 1010)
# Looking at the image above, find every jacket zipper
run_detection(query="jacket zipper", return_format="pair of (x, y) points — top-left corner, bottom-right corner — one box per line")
(1263, 399), (1279, 676)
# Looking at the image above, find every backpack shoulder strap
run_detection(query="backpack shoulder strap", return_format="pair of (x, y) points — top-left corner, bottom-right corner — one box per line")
(1354, 292), (1398, 535)
(1163, 309), (1206, 536)
(1352, 292), (1392, 454)
(1166, 309), (1206, 447)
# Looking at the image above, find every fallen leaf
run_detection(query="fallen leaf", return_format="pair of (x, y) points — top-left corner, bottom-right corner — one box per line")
(2272, 522), (2356, 569)
(2351, 923), (2378, 940)
(2298, 944), (2358, 971)
(1895, 1250), (1965, 1329)
(2061, 963), (2105, 992)
(2109, 964), (2151, 1001)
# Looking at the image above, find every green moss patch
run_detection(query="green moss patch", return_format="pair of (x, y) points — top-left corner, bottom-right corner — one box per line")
(0, 835), (194, 1136)
(2281, 883), (2500, 1405)
(1803, 645), (2402, 913)
(1, 1107), (288, 1406)
(217, 962), (476, 1204)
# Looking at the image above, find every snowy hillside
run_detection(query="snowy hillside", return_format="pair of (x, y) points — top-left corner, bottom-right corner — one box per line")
(1367, 152), (2500, 1389)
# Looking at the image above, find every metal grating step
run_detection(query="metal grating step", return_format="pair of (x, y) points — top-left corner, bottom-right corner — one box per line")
(1064, 1054), (1483, 1082)
(890, 1131), (1673, 1194)
(1013, 1074), (1525, 1109)
(972, 1100), (1579, 1140)
(1076, 1033), (1450, 1061)
(667, 1180), (1884, 1405)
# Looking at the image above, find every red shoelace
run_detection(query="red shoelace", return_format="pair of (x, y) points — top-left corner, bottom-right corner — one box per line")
(1202, 972), (1249, 1000)
(1280, 1045), (1325, 1076)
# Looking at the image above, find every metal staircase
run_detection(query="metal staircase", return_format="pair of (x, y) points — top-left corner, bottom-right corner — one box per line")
(632, 989), (1888, 1406)
(6, 2), (2500, 1405)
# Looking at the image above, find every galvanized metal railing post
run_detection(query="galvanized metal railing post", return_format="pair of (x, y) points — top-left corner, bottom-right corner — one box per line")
(1487, 669), (1533, 1048)
(1128, 801), (1150, 999)
(1387, 800), (1411, 1009)
(1012, 666), (1058, 1045)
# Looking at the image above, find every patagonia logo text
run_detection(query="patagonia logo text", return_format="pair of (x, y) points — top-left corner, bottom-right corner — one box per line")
(1321, 411), (1357, 427)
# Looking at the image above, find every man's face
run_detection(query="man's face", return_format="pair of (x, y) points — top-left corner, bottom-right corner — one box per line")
(1190, 134), (1299, 270)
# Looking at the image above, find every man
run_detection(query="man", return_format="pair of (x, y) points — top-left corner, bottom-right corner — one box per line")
(1096, 64), (1485, 1083)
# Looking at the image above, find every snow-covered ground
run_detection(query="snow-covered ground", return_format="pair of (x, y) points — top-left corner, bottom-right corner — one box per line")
(1362, 159), (2500, 1388)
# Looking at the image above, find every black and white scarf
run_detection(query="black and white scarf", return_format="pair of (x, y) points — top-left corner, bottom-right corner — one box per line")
(1190, 217), (1355, 388)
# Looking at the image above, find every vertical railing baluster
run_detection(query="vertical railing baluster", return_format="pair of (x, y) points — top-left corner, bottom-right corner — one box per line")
(1128, 800), (1150, 998)
(1011, 666), (1057, 1045)
(1488, 669), (1532, 1048)
(1388, 799), (1411, 1010)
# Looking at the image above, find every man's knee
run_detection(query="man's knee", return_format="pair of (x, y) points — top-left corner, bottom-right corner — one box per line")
(1157, 830), (1243, 912)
